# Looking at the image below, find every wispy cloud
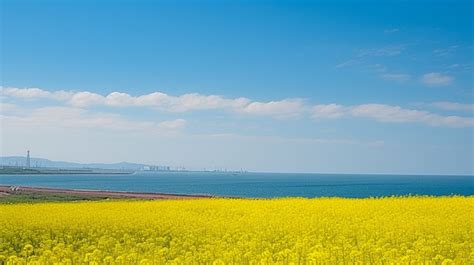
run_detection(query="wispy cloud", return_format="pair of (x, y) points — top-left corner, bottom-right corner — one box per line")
(433, 45), (459, 57)
(205, 133), (384, 147)
(384, 28), (400, 34)
(335, 45), (413, 85)
(1, 106), (187, 132)
(157, 119), (187, 129)
(380, 73), (411, 83)
(446, 63), (472, 73)
(357, 45), (405, 57)
(420, 72), (453, 87)
(367, 64), (412, 84)
(335, 45), (405, 69)
(349, 104), (472, 127)
(335, 59), (363, 69)
(312, 103), (474, 127)
(432, 102), (474, 111)
(369, 64), (388, 73)
(0, 102), (18, 112)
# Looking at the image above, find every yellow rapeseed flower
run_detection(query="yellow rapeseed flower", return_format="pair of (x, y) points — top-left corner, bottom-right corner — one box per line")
(0, 196), (472, 264)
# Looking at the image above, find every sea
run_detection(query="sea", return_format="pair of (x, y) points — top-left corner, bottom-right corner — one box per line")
(0, 172), (473, 198)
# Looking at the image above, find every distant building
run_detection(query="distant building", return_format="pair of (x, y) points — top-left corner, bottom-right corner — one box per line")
(26, 150), (31, 168)
(141, 165), (171, 171)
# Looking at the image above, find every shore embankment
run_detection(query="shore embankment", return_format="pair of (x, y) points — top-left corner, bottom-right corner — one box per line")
(0, 185), (213, 203)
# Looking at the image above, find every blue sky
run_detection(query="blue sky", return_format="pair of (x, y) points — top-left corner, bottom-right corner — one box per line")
(1, 0), (473, 174)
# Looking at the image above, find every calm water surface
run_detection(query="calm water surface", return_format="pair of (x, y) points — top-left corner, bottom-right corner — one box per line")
(1, 172), (473, 198)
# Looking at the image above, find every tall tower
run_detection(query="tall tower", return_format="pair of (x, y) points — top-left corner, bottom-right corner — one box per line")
(26, 150), (31, 168)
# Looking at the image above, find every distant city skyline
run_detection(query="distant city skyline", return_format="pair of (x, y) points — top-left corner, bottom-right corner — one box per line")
(0, 152), (241, 173)
(1, 0), (472, 174)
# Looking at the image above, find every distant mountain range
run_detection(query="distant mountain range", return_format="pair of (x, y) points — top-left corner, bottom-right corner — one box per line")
(0, 156), (151, 170)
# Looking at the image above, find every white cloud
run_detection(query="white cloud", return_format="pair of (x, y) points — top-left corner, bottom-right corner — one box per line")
(312, 103), (474, 128)
(351, 104), (432, 124)
(69, 91), (105, 107)
(163, 93), (250, 112)
(432, 102), (474, 111)
(105, 92), (251, 112)
(1, 87), (73, 101)
(1, 87), (303, 118)
(2, 87), (52, 98)
(350, 104), (426, 123)
(312, 104), (346, 119)
(1, 106), (186, 132)
(351, 104), (474, 127)
(420, 72), (453, 86)
(380, 73), (411, 83)
(2, 87), (473, 128)
(239, 99), (306, 118)
(131, 92), (171, 107)
(105, 92), (136, 106)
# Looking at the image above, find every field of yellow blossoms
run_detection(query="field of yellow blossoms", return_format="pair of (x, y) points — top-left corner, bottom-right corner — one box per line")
(0, 196), (472, 264)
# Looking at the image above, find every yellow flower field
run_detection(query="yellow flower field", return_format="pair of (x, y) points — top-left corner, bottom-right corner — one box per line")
(0, 197), (472, 264)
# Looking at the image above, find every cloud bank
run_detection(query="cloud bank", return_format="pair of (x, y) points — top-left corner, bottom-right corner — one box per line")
(312, 103), (474, 127)
(1, 87), (302, 118)
(1, 105), (187, 132)
(432, 102), (474, 111)
(2, 87), (473, 128)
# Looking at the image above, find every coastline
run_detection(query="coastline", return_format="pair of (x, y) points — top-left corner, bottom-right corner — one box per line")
(0, 167), (134, 175)
(0, 185), (213, 201)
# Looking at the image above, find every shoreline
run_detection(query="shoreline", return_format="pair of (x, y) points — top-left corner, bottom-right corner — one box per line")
(0, 185), (213, 200)
(0, 167), (134, 175)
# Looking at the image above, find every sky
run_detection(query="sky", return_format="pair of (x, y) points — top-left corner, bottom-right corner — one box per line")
(0, 0), (473, 174)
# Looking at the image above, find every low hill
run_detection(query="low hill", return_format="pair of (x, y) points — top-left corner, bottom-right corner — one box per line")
(0, 156), (150, 170)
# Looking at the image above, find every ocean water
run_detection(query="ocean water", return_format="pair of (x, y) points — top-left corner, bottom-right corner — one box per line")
(0, 172), (473, 198)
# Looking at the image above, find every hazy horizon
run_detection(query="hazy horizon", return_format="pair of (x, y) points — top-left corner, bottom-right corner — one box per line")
(1, 153), (473, 176)
(1, 1), (473, 175)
